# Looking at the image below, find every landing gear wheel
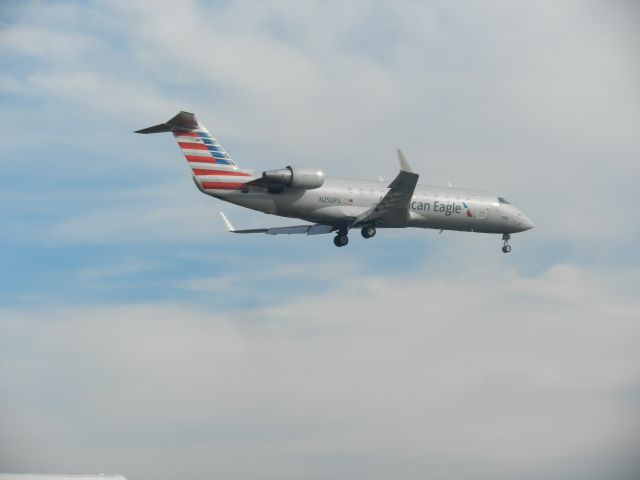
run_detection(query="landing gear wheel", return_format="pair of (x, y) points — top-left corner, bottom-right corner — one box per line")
(333, 233), (349, 247)
(361, 225), (376, 239)
(501, 233), (512, 254)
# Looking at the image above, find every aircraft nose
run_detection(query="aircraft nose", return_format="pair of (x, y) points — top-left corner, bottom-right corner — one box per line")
(520, 214), (534, 231)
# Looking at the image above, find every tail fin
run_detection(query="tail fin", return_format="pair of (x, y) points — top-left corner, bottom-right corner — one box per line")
(135, 111), (253, 191)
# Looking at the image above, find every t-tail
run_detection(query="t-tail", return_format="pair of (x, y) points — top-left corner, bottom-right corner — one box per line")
(135, 111), (254, 191)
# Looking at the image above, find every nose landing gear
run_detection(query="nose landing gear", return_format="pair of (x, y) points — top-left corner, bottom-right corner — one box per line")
(501, 233), (512, 253)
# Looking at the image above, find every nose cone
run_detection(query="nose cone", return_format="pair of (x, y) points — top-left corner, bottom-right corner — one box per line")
(501, 204), (534, 233)
(519, 214), (534, 231)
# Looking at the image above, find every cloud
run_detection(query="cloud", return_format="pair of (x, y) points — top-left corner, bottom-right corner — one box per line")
(46, 196), (221, 244)
(77, 258), (159, 279)
(1, 263), (639, 479)
(25, 72), (183, 121)
(1, 2), (640, 479)
(0, 74), (30, 94)
(2, 0), (638, 250)
(0, 24), (101, 60)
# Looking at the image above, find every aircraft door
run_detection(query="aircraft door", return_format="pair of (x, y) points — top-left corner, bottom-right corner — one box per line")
(473, 196), (487, 219)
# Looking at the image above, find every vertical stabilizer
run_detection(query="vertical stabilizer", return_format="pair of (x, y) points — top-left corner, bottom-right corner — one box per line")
(136, 111), (254, 191)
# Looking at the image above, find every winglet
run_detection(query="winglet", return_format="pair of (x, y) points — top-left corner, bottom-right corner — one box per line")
(396, 148), (414, 173)
(219, 211), (235, 232)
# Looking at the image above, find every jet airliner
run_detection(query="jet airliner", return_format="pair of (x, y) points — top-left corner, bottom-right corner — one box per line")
(136, 111), (533, 252)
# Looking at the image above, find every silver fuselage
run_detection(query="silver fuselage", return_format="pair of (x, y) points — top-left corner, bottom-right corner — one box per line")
(212, 176), (533, 234)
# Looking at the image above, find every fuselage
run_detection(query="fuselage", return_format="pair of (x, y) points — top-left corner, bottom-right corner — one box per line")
(212, 176), (533, 235)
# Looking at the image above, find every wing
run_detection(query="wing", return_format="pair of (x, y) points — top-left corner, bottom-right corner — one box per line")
(353, 149), (419, 228)
(220, 212), (334, 235)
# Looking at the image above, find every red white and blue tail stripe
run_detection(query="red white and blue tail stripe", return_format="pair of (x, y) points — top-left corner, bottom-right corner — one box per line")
(135, 111), (254, 191)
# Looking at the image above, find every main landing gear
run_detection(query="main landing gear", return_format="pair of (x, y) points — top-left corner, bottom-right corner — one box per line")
(501, 233), (512, 254)
(333, 231), (349, 247)
(333, 225), (377, 247)
(361, 225), (376, 239)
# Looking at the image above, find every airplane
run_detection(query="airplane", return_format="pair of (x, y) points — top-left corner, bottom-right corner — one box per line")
(136, 111), (533, 252)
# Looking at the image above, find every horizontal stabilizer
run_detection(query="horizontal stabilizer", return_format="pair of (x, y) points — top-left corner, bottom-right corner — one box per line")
(135, 111), (199, 134)
(134, 123), (172, 134)
(219, 212), (333, 235)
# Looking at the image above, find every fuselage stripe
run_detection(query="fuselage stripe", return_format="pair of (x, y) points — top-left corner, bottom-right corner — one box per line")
(192, 169), (251, 176)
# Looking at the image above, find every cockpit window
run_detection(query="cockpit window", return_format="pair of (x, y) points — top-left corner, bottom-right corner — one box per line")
(498, 197), (511, 205)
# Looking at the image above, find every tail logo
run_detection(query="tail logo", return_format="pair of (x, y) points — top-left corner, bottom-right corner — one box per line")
(136, 111), (254, 191)
(172, 130), (235, 166)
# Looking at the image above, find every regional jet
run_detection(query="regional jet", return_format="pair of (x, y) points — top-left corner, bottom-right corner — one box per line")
(136, 112), (533, 252)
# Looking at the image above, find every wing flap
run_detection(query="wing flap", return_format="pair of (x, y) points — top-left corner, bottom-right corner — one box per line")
(264, 224), (333, 235)
(228, 228), (271, 234)
(220, 212), (333, 235)
(265, 225), (312, 235)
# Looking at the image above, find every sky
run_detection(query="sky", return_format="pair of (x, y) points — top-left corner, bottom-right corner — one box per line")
(0, 0), (639, 479)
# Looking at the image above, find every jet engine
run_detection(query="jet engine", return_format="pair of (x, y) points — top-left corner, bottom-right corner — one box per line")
(262, 166), (324, 190)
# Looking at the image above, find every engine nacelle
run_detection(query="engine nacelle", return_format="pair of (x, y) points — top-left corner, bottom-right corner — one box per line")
(262, 166), (324, 190)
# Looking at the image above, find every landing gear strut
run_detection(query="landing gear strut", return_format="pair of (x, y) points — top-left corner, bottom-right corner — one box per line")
(361, 225), (376, 239)
(333, 231), (349, 247)
(501, 233), (512, 254)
